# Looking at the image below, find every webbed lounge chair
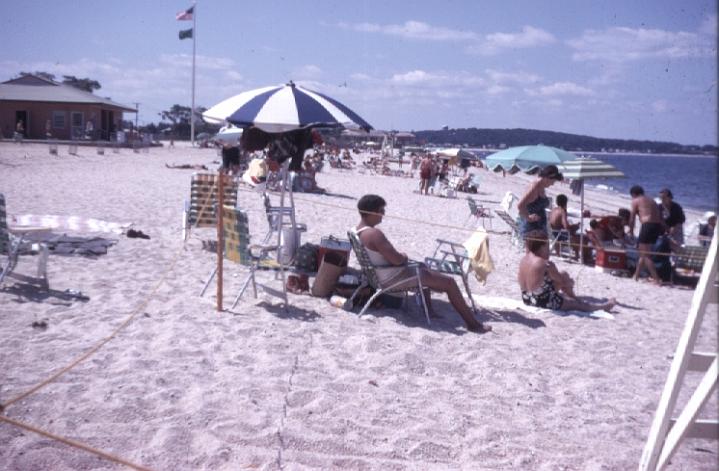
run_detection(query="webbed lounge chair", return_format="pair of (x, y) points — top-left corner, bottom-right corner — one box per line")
(466, 197), (492, 228)
(672, 244), (710, 283)
(0, 194), (50, 289)
(494, 209), (523, 249)
(346, 230), (431, 325)
(182, 172), (238, 240)
(261, 192), (307, 245)
(423, 238), (481, 315)
(200, 205), (289, 309)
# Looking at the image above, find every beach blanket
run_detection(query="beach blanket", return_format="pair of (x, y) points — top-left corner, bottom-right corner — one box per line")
(11, 214), (132, 234)
(19, 234), (117, 256)
(472, 294), (615, 320)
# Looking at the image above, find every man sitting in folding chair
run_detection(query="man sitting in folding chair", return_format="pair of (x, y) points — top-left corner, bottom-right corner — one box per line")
(352, 194), (491, 333)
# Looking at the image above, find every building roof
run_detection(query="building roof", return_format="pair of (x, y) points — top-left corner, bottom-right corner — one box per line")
(0, 74), (136, 112)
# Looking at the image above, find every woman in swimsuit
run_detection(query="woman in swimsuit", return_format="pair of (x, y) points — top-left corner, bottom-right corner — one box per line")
(517, 230), (616, 312)
(517, 165), (564, 239)
(354, 194), (491, 333)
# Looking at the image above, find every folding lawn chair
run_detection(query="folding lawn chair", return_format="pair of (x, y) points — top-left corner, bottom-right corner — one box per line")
(182, 172), (238, 240)
(0, 194), (50, 289)
(494, 209), (523, 249)
(200, 205), (289, 309)
(346, 230), (431, 325)
(423, 238), (480, 315)
(466, 197), (492, 228)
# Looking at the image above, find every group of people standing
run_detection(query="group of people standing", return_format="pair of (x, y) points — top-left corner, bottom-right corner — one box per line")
(418, 154), (450, 195)
(515, 163), (698, 297)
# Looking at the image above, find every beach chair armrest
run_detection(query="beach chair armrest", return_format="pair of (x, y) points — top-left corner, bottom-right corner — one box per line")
(248, 243), (278, 256)
(434, 238), (465, 248)
(438, 249), (468, 261)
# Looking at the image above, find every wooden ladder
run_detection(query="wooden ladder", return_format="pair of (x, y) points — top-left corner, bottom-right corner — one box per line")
(639, 226), (718, 470)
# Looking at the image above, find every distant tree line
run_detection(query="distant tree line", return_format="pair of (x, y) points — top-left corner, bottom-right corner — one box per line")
(18, 71), (101, 93)
(413, 128), (716, 154)
(138, 104), (219, 139)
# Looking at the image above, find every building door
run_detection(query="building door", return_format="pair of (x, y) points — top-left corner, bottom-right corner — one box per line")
(101, 110), (109, 140)
(71, 112), (84, 140)
(108, 110), (115, 138)
(15, 111), (28, 137)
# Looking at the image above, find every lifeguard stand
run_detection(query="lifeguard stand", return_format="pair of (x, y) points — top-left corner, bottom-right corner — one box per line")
(639, 226), (718, 470)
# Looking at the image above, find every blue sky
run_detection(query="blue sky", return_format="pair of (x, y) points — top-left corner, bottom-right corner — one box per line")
(1, 0), (716, 145)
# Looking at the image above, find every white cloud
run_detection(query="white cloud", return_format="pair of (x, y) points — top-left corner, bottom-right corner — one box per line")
(567, 24), (715, 62)
(529, 81), (595, 97)
(468, 26), (556, 55)
(293, 64), (322, 79)
(390, 69), (484, 88)
(338, 20), (477, 41)
(486, 69), (542, 85)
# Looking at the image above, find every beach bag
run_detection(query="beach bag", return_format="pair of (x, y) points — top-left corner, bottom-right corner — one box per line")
(311, 252), (346, 298)
(294, 243), (319, 272)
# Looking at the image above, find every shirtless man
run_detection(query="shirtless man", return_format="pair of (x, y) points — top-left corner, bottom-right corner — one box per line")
(628, 185), (663, 284)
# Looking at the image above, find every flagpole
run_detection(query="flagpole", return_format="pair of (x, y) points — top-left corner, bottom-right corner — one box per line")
(190, 1), (197, 146)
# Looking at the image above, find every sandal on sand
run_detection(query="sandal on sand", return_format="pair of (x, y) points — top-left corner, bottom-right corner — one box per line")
(126, 229), (151, 239)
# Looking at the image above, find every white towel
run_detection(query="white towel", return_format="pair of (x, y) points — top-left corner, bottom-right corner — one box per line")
(10, 214), (132, 234)
(472, 294), (615, 320)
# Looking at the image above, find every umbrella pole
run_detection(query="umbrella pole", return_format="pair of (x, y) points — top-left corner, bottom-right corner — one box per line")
(216, 170), (225, 312)
(275, 161), (289, 308)
(579, 180), (585, 264)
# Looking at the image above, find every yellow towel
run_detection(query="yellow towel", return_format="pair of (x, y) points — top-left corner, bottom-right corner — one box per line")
(463, 229), (494, 284)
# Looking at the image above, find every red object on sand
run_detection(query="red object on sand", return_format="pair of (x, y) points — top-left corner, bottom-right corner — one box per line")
(595, 249), (627, 272)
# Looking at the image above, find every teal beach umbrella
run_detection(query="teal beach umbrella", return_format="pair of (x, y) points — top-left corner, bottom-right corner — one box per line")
(484, 145), (578, 174)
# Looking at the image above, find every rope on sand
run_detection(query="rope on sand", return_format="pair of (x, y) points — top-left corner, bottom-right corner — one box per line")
(0, 239), (185, 471)
(0, 415), (152, 471)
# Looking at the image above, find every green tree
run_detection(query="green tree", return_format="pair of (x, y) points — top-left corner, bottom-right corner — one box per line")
(159, 105), (219, 139)
(62, 75), (101, 92)
(20, 71), (56, 81)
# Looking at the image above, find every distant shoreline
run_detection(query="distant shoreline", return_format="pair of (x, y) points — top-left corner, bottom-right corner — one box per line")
(464, 147), (718, 159)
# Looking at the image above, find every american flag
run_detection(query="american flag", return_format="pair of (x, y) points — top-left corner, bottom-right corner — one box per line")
(176, 6), (193, 21)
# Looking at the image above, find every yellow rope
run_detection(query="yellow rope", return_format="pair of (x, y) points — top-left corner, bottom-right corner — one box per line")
(1, 244), (183, 410)
(0, 415), (152, 471)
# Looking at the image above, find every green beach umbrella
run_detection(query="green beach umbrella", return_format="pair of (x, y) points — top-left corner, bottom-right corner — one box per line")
(484, 145), (577, 174)
(558, 157), (625, 180)
(557, 157), (625, 262)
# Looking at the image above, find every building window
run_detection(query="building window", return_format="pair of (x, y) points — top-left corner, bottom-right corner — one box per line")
(71, 112), (83, 128)
(52, 111), (65, 129)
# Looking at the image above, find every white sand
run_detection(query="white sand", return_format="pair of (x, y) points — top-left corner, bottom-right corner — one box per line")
(0, 142), (716, 470)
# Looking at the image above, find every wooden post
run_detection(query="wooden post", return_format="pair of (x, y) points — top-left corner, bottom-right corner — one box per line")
(216, 171), (225, 311)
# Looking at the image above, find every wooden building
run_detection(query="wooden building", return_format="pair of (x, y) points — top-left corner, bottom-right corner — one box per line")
(0, 74), (136, 140)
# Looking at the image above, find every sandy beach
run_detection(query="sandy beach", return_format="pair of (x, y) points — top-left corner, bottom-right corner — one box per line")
(0, 141), (716, 470)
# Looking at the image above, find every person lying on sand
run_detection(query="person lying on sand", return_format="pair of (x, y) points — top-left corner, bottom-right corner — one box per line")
(165, 163), (208, 170)
(353, 194), (491, 333)
(518, 230), (616, 312)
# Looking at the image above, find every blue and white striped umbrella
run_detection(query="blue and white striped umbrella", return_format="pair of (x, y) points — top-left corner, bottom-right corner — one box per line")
(202, 81), (372, 133)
